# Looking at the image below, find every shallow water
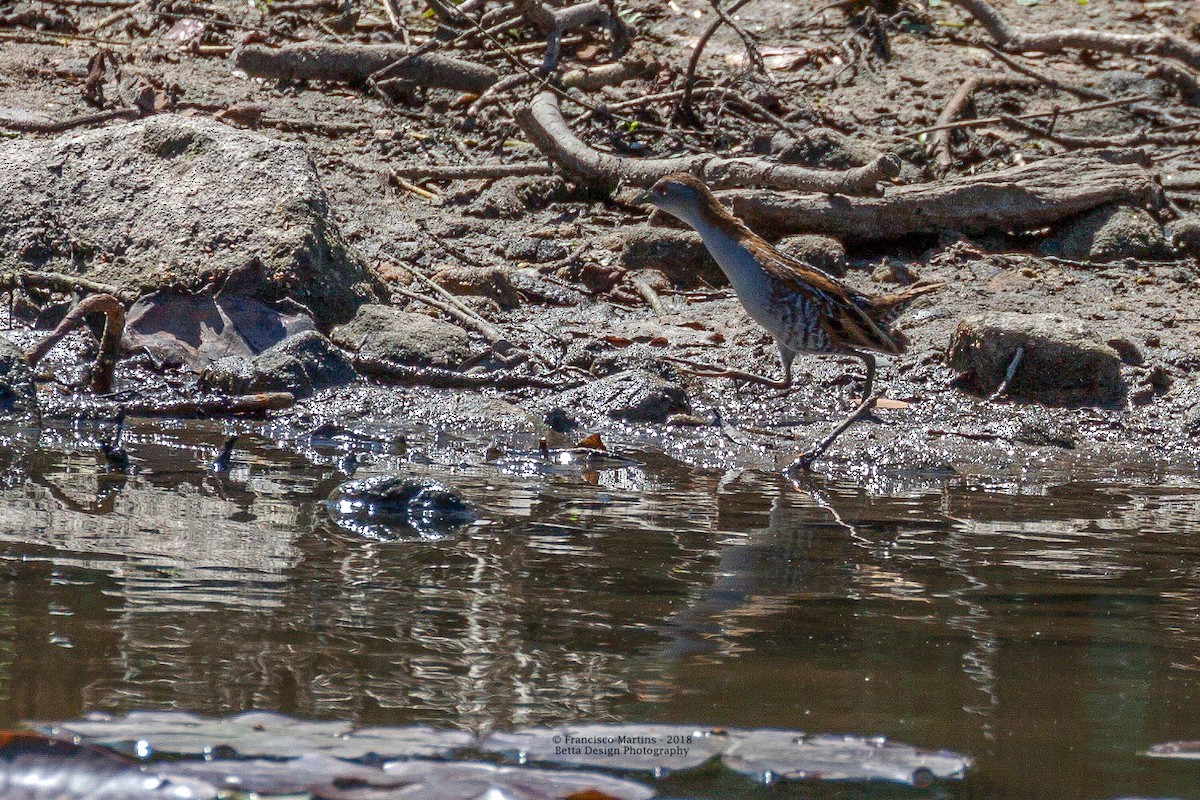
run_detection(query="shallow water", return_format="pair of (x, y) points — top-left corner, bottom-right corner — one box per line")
(2, 419), (1200, 799)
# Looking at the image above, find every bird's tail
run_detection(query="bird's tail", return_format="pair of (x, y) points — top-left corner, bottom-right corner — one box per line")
(868, 280), (945, 326)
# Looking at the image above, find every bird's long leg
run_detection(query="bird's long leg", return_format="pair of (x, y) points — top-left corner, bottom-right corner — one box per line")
(857, 351), (877, 400)
(663, 355), (792, 390)
(788, 393), (882, 472)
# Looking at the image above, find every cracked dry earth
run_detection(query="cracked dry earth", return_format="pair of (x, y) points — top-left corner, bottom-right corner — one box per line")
(1, 0), (1199, 479)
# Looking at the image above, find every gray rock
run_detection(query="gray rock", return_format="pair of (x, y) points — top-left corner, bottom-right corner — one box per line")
(204, 330), (354, 397)
(556, 369), (689, 423)
(505, 237), (568, 264)
(0, 336), (36, 417)
(947, 312), (1125, 407)
(432, 266), (522, 309)
(615, 227), (726, 289)
(331, 304), (470, 368)
(0, 115), (380, 325)
(778, 234), (847, 277)
(1042, 204), (1170, 263)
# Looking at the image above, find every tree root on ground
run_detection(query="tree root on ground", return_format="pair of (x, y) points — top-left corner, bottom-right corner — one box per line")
(24, 293), (125, 394)
(948, 0), (1200, 72)
(727, 149), (1160, 241)
(517, 89), (900, 192)
(233, 42), (499, 93)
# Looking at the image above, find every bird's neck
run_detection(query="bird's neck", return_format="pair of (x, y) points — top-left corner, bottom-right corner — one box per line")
(688, 211), (770, 286)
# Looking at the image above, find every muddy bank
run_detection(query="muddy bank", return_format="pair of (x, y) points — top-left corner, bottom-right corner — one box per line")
(0, 0), (1198, 477)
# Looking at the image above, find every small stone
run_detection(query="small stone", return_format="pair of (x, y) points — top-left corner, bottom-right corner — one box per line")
(1106, 338), (1144, 366)
(778, 234), (847, 277)
(331, 304), (471, 368)
(947, 311), (1126, 407)
(614, 226), (725, 289)
(505, 237), (568, 264)
(464, 176), (570, 219)
(1042, 204), (1170, 263)
(1167, 216), (1200, 258)
(432, 265), (522, 310)
(204, 330), (355, 398)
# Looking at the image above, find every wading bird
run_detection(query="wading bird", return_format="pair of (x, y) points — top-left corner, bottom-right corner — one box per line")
(643, 172), (943, 468)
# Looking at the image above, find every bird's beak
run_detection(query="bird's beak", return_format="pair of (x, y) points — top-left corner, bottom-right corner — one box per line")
(632, 189), (654, 206)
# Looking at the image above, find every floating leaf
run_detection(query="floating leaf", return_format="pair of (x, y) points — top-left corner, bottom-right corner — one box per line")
(162, 757), (655, 800)
(481, 725), (727, 775)
(1143, 740), (1200, 760)
(37, 711), (473, 760)
(720, 731), (971, 786)
(0, 732), (217, 799)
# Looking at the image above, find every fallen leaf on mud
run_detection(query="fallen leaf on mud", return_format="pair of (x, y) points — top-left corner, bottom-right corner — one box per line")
(576, 433), (607, 451)
(123, 292), (316, 371)
(0, 731), (217, 799)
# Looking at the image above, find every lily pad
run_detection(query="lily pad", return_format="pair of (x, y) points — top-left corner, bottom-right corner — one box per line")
(720, 730), (972, 786)
(1143, 740), (1200, 760)
(0, 732), (217, 799)
(480, 725), (728, 774)
(37, 711), (474, 760)
(161, 756), (656, 800)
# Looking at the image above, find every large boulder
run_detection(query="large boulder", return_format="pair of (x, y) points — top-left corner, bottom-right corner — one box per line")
(331, 304), (471, 368)
(948, 312), (1126, 407)
(0, 115), (381, 325)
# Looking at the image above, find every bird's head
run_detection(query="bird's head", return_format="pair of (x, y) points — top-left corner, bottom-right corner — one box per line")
(643, 173), (717, 228)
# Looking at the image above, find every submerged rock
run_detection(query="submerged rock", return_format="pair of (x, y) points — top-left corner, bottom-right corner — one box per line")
(331, 304), (470, 368)
(326, 476), (476, 540)
(204, 330), (354, 398)
(948, 312), (1125, 407)
(555, 369), (689, 423)
(0, 115), (380, 325)
(1042, 204), (1170, 263)
(0, 336), (36, 417)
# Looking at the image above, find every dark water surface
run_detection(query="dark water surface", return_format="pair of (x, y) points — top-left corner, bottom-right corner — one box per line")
(2, 419), (1200, 799)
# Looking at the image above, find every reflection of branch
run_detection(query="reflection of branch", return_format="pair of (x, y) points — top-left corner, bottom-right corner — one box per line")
(518, 90), (900, 193)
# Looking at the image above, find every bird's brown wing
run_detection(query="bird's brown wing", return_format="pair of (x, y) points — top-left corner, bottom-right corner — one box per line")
(750, 240), (907, 355)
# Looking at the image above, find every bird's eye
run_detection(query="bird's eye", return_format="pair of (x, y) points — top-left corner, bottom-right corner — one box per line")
(654, 186), (666, 195)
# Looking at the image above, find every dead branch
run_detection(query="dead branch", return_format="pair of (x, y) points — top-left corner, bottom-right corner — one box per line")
(517, 90), (900, 192)
(233, 42), (499, 93)
(999, 114), (1200, 148)
(908, 93), (1150, 137)
(680, 0), (753, 125)
(514, 0), (629, 72)
(0, 106), (141, 133)
(24, 293), (125, 394)
(120, 392), (295, 416)
(2, 270), (129, 299)
(947, 0), (1200, 72)
(389, 163), (553, 181)
(930, 75), (1037, 169)
(727, 149), (1160, 242)
(353, 355), (572, 389)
